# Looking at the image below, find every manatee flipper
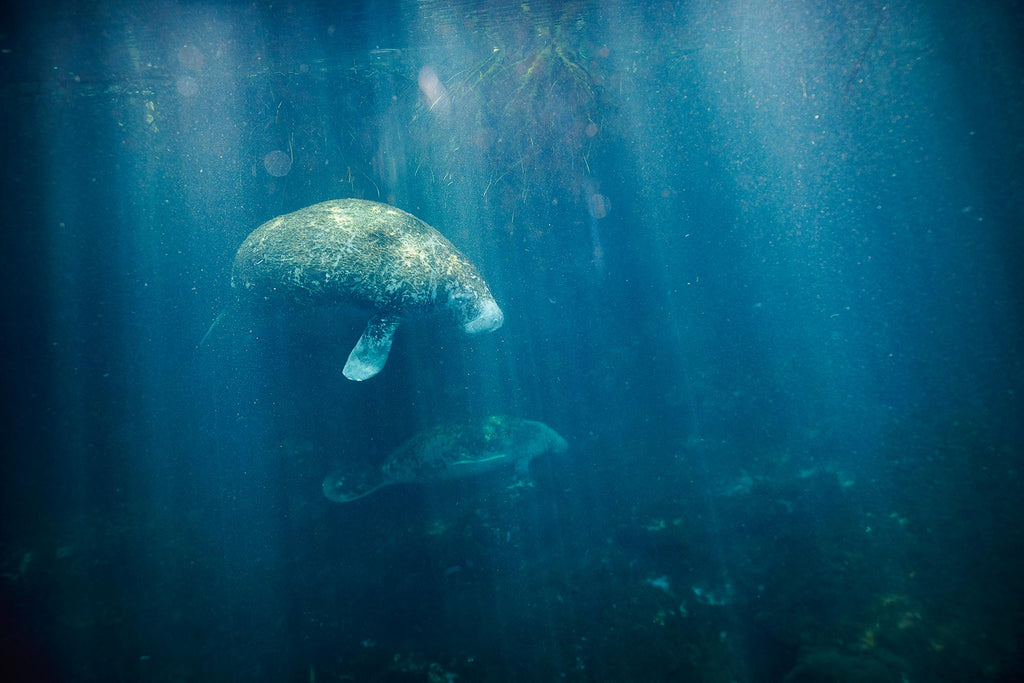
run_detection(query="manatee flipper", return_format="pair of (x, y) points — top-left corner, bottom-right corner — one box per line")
(343, 315), (401, 381)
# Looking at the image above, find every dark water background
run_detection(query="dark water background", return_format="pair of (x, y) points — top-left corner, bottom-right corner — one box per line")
(2, 1), (1022, 680)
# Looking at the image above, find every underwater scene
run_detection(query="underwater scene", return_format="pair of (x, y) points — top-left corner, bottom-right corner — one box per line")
(2, 0), (1022, 681)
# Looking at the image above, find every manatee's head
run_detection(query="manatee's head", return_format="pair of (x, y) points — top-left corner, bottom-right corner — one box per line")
(322, 467), (383, 503)
(485, 417), (568, 460)
(446, 275), (503, 334)
(463, 297), (504, 334)
(526, 421), (569, 456)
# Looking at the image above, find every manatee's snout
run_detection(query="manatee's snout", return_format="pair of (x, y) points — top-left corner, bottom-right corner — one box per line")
(552, 432), (569, 453)
(464, 298), (504, 334)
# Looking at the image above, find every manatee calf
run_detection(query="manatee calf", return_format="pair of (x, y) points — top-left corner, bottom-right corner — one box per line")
(322, 416), (568, 503)
(223, 198), (503, 380)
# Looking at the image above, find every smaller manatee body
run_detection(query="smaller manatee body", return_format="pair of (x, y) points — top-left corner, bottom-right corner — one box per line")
(230, 199), (503, 381)
(323, 416), (568, 503)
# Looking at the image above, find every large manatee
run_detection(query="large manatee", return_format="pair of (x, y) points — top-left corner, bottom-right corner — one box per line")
(323, 416), (568, 503)
(225, 198), (503, 380)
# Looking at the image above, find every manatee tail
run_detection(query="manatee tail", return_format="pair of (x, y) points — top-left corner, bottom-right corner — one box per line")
(322, 472), (387, 503)
(198, 307), (229, 348)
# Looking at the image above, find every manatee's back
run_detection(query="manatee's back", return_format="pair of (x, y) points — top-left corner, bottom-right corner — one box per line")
(231, 199), (465, 312)
(380, 424), (487, 484)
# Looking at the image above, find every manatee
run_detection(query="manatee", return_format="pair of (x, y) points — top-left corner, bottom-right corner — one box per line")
(322, 416), (568, 503)
(219, 198), (503, 380)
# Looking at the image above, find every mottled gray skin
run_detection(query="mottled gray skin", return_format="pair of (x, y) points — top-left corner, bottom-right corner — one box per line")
(322, 416), (568, 503)
(231, 199), (503, 380)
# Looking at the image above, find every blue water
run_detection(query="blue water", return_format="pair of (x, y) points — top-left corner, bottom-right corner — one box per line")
(2, 1), (1022, 680)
